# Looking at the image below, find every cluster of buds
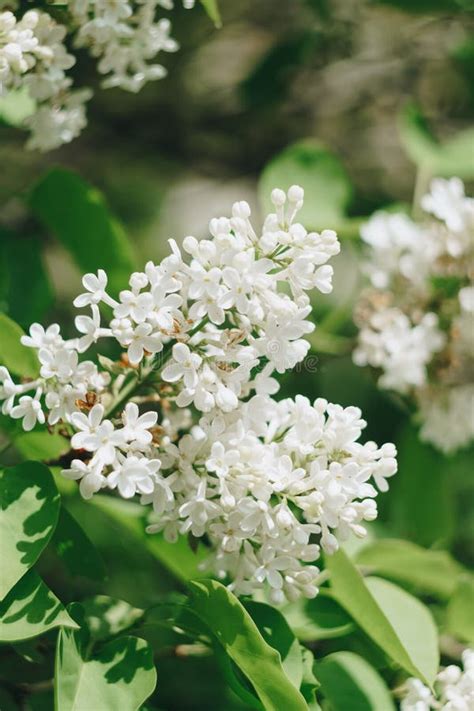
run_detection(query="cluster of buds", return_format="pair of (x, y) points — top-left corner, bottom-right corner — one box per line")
(401, 649), (474, 711)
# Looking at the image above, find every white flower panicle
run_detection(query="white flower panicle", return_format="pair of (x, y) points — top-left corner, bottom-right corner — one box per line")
(0, 9), (90, 150)
(0, 1), (194, 150)
(401, 649), (474, 711)
(354, 178), (474, 453)
(0, 187), (397, 603)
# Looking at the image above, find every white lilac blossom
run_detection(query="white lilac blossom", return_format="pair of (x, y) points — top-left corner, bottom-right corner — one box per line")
(0, 187), (397, 603)
(0, 1), (195, 150)
(401, 649), (474, 711)
(354, 178), (474, 454)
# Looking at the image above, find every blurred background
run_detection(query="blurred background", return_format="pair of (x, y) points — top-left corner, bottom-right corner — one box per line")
(0, 1), (473, 708)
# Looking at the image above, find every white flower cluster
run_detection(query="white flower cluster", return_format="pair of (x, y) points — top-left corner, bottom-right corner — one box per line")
(0, 9), (90, 150)
(353, 178), (474, 453)
(0, 187), (397, 602)
(401, 649), (474, 711)
(0, 0), (194, 150)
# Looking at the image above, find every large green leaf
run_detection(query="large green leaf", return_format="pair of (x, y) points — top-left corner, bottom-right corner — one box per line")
(445, 577), (474, 644)
(30, 169), (135, 298)
(399, 104), (474, 179)
(243, 601), (304, 689)
(0, 461), (60, 600)
(55, 616), (156, 711)
(356, 539), (464, 600)
(80, 596), (144, 642)
(317, 651), (395, 711)
(188, 579), (308, 711)
(0, 230), (54, 327)
(0, 570), (78, 642)
(259, 140), (353, 232)
(284, 594), (355, 642)
(0, 314), (39, 378)
(0, 415), (70, 463)
(52, 507), (107, 582)
(326, 548), (439, 685)
(91, 495), (207, 581)
(390, 424), (454, 546)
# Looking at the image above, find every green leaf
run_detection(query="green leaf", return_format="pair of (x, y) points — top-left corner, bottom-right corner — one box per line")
(300, 647), (321, 710)
(316, 651), (396, 711)
(326, 548), (439, 685)
(80, 595), (144, 642)
(445, 577), (474, 644)
(390, 425), (455, 547)
(0, 416), (69, 462)
(188, 579), (308, 711)
(0, 461), (60, 600)
(356, 539), (464, 600)
(55, 624), (157, 711)
(0, 313), (39, 378)
(244, 601), (303, 689)
(0, 230), (54, 327)
(399, 104), (474, 178)
(0, 86), (35, 127)
(284, 594), (355, 642)
(91, 495), (207, 581)
(0, 570), (78, 642)
(13, 431), (70, 461)
(30, 169), (136, 298)
(51, 507), (107, 582)
(200, 0), (222, 27)
(259, 140), (353, 232)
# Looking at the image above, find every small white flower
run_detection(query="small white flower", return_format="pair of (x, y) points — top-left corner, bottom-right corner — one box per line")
(108, 455), (161, 498)
(122, 402), (158, 447)
(74, 269), (110, 307)
(61, 459), (106, 499)
(162, 343), (202, 389)
(71, 403), (124, 464)
(11, 391), (45, 431)
(127, 323), (163, 365)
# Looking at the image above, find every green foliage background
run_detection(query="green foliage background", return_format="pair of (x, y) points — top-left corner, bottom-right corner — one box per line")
(0, 0), (473, 709)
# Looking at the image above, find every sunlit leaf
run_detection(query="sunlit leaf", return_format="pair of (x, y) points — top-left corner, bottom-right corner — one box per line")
(0, 313), (39, 378)
(244, 601), (304, 689)
(326, 548), (439, 685)
(356, 539), (464, 600)
(0, 461), (60, 600)
(30, 169), (136, 298)
(317, 651), (396, 711)
(188, 579), (308, 711)
(55, 613), (156, 711)
(0, 570), (78, 642)
(52, 507), (107, 582)
(80, 595), (144, 642)
(259, 140), (353, 232)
